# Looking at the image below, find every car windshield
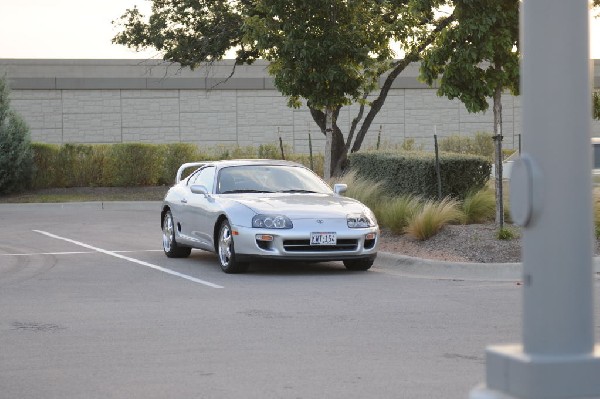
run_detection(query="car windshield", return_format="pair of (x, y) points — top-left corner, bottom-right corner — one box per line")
(217, 165), (332, 194)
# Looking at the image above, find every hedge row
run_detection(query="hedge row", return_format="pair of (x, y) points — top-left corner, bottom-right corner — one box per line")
(347, 151), (491, 199)
(31, 143), (324, 189)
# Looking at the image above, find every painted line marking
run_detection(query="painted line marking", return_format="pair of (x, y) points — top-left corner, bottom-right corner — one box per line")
(1, 250), (163, 256)
(33, 230), (224, 289)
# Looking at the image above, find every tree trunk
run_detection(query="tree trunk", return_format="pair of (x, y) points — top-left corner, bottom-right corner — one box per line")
(493, 84), (504, 229)
(324, 108), (333, 180)
(308, 105), (346, 177)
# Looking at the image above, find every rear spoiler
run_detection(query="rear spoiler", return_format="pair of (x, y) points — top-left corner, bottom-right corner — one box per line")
(176, 162), (206, 183)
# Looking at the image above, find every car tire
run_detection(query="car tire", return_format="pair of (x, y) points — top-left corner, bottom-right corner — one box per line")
(343, 258), (373, 271)
(162, 210), (192, 258)
(217, 219), (249, 274)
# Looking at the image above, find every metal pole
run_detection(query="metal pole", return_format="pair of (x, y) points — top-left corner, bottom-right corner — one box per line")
(470, 0), (600, 398)
(434, 134), (442, 199)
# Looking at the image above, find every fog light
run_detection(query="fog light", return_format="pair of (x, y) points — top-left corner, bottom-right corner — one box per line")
(365, 233), (376, 240)
(256, 234), (274, 241)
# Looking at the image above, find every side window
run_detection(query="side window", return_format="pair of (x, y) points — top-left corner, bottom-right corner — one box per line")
(188, 166), (216, 193)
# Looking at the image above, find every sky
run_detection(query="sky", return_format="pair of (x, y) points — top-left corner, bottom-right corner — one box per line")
(1, 0), (600, 59)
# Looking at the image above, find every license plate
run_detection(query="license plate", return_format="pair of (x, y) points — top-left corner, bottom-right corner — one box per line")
(310, 232), (337, 245)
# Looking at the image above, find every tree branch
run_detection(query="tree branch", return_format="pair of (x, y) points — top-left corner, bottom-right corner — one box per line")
(346, 93), (369, 152)
(350, 13), (456, 153)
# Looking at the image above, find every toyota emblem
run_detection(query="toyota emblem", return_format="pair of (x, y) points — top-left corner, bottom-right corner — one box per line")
(316, 219), (324, 224)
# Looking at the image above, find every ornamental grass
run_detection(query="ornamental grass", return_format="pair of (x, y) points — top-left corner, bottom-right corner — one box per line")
(405, 197), (464, 240)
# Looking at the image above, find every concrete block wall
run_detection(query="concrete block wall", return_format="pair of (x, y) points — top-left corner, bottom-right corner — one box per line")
(2, 59), (599, 154)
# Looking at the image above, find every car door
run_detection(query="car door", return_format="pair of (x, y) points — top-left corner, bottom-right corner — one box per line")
(180, 166), (218, 250)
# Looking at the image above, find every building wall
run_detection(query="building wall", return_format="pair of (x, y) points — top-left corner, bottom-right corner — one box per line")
(2, 59), (599, 153)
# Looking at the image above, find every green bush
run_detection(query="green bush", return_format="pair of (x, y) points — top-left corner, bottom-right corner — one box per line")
(462, 188), (496, 224)
(103, 143), (165, 186)
(0, 76), (34, 194)
(439, 132), (495, 160)
(160, 143), (203, 185)
(27, 142), (328, 189)
(31, 143), (60, 189)
(348, 151), (491, 200)
(497, 227), (517, 240)
(57, 143), (107, 187)
(32, 143), (109, 188)
(594, 189), (600, 238)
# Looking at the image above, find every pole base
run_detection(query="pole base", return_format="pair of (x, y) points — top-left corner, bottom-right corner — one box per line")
(475, 344), (600, 398)
(470, 384), (517, 399)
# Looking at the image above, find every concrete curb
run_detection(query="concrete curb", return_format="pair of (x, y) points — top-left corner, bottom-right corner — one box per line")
(376, 252), (600, 281)
(376, 252), (523, 280)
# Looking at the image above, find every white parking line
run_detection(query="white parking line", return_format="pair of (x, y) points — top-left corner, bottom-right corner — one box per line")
(1, 250), (163, 256)
(33, 230), (224, 289)
(1, 251), (96, 256)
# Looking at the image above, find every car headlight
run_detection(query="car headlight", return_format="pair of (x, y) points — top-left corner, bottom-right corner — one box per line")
(347, 213), (376, 228)
(252, 214), (293, 229)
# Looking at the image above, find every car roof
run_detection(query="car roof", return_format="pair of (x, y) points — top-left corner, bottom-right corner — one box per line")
(177, 159), (308, 183)
(203, 159), (305, 169)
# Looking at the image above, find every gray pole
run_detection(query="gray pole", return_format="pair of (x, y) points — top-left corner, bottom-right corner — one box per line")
(470, 1), (600, 398)
(434, 134), (442, 199)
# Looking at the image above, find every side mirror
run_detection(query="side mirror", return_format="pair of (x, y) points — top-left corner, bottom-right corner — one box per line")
(333, 183), (347, 195)
(190, 185), (209, 195)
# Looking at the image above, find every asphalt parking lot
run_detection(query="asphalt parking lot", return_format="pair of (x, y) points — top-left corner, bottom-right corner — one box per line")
(0, 202), (589, 398)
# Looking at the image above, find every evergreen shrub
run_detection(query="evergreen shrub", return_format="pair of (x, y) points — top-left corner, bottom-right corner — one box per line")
(347, 151), (491, 199)
(0, 76), (34, 194)
(57, 143), (107, 187)
(28, 142), (325, 188)
(31, 143), (61, 189)
(160, 143), (203, 185)
(103, 143), (165, 186)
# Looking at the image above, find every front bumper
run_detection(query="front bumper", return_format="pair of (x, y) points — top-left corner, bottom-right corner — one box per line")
(231, 222), (379, 263)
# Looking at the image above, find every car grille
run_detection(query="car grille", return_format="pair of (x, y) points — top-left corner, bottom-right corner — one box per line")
(283, 239), (358, 252)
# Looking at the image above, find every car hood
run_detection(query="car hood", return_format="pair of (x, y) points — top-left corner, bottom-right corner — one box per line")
(226, 193), (369, 218)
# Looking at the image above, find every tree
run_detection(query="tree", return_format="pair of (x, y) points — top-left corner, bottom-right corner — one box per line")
(419, 0), (519, 229)
(594, 91), (600, 120)
(0, 75), (33, 194)
(113, 0), (455, 178)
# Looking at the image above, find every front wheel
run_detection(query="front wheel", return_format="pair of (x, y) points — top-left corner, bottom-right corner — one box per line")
(217, 220), (249, 274)
(162, 210), (191, 258)
(343, 258), (374, 271)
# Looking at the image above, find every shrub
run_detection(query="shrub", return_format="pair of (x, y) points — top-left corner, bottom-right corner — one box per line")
(365, 138), (424, 152)
(497, 227), (516, 240)
(405, 197), (463, 240)
(160, 143), (202, 185)
(103, 143), (164, 186)
(462, 188), (496, 224)
(594, 189), (600, 238)
(439, 132), (495, 160)
(331, 170), (386, 212)
(31, 143), (61, 189)
(378, 195), (423, 234)
(288, 153), (324, 177)
(348, 151), (491, 199)
(56, 143), (107, 187)
(0, 76), (34, 194)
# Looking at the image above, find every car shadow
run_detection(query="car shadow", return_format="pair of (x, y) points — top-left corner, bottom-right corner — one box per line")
(187, 251), (371, 276)
(246, 260), (351, 276)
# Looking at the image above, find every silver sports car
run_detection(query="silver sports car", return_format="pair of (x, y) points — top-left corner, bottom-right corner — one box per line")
(161, 159), (379, 273)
